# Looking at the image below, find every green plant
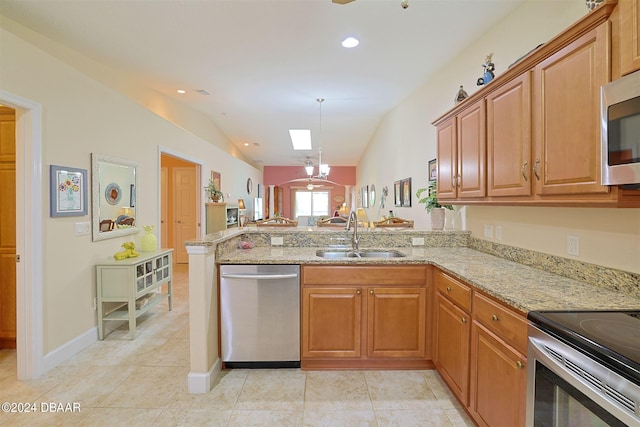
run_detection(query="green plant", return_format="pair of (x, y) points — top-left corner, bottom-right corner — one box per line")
(204, 179), (224, 201)
(416, 180), (453, 213)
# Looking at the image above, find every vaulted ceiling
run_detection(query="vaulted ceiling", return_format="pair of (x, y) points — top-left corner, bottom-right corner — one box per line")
(0, 0), (525, 167)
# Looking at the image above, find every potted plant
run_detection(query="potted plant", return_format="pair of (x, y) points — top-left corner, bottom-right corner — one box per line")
(204, 179), (224, 202)
(416, 180), (453, 230)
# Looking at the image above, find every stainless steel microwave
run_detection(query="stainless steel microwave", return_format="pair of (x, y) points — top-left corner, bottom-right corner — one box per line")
(601, 70), (640, 186)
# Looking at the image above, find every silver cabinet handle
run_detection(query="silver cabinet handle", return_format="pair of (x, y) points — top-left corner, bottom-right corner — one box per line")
(521, 160), (528, 181)
(533, 159), (540, 180)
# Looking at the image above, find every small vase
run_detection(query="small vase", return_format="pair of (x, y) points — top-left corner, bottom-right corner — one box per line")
(430, 208), (446, 230)
(140, 225), (158, 252)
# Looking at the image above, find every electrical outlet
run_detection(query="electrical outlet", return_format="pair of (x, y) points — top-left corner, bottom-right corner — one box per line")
(567, 235), (579, 256)
(495, 226), (502, 241)
(271, 236), (284, 246)
(412, 237), (425, 246)
(484, 224), (494, 239)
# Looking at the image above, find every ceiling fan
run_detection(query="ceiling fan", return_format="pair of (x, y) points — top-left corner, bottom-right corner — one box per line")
(332, 0), (356, 4)
(332, 0), (409, 8)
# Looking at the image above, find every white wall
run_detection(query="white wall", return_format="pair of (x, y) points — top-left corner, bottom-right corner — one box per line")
(1, 20), (261, 355)
(357, 0), (640, 274)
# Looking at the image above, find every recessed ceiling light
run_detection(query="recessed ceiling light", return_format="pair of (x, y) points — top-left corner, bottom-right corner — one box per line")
(177, 89), (186, 94)
(341, 37), (359, 48)
(243, 142), (250, 147)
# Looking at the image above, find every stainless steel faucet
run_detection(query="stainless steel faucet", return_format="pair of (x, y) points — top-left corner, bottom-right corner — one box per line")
(345, 210), (359, 252)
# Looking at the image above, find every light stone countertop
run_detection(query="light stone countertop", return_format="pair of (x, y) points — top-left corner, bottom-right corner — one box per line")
(188, 227), (640, 315)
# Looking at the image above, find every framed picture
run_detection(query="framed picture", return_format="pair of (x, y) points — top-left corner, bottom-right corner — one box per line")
(361, 185), (369, 208)
(50, 164), (88, 217)
(401, 178), (412, 207)
(394, 180), (402, 207)
(211, 170), (221, 192)
(428, 158), (437, 182)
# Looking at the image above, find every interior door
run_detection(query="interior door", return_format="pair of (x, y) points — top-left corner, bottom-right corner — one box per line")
(173, 167), (197, 264)
(160, 167), (168, 247)
(0, 106), (16, 348)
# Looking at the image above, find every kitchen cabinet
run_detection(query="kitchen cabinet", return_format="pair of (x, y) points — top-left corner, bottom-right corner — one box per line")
(433, 270), (472, 406)
(436, 99), (486, 201)
(613, 0), (640, 77)
(205, 203), (239, 234)
(301, 265), (429, 369)
(96, 248), (173, 339)
(469, 292), (528, 427)
(486, 72), (532, 197)
(433, 2), (640, 207)
(532, 24), (609, 198)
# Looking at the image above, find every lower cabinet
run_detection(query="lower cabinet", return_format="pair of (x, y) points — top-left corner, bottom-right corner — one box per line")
(301, 265), (429, 369)
(433, 268), (528, 426)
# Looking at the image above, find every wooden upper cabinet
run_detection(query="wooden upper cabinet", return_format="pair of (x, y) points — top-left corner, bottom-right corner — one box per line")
(618, 0), (640, 76)
(486, 72), (532, 197)
(436, 117), (457, 200)
(533, 25), (610, 197)
(457, 100), (486, 198)
(435, 100), (486, 200)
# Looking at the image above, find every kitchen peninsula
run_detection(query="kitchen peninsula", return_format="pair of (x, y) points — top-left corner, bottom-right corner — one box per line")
(184, 227), (640, 396)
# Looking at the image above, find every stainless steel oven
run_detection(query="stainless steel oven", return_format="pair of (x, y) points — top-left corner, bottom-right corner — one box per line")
(527, 311), (640, 427)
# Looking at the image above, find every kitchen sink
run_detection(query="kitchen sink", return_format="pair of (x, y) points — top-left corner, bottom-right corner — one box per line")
(315, 249), (406, 259)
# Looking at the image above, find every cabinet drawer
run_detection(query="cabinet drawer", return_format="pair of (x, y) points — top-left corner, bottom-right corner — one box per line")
(303, 265), (426, 286)
(435, 270), (472, 312)
(473, 292), (528, 355)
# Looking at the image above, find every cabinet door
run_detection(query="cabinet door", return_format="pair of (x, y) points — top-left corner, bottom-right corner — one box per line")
(470, 322), (527, 427)
(302, 287), (362, 358)
(436, 117), (458, 200)
(533, 25), (610, 196)
(487, 72), (532, 197)
(620, 0), (640, 76)
(435, 293), (471, 406)
(367, 287), (426, 358)
(457, 100), (486, 198)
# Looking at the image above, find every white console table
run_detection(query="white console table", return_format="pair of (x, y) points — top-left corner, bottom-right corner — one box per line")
(96, 248), (173, 339)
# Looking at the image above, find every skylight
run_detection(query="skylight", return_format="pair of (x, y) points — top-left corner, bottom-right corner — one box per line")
(289, 129), (312, 150)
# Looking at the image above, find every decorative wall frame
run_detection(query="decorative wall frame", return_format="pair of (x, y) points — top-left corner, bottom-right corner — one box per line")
(429, 158), (437, 182)
(361, 185), (369, 208)
(401, 178), (412, 207)
(394, 181), (402, 207)
(50, 164), (88, 217)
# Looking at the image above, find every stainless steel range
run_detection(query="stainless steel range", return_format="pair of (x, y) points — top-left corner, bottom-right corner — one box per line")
(527, 311), (640, 426)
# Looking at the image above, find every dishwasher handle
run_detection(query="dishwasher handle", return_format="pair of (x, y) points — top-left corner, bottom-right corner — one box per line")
(221, 273), (299, 280)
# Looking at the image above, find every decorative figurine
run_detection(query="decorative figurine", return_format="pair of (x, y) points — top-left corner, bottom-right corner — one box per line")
(454, 85), (469, 104)
(113, 241), (139, 260)
(476, 53), (495, 86)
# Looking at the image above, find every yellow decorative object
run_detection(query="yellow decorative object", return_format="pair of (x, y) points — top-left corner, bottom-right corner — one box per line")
(113, 241), (139, 260)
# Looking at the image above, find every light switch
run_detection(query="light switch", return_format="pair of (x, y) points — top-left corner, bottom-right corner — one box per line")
(75, 221), (91, 236)
(412, 237), (425, 246)
(271, 236), (284, 246)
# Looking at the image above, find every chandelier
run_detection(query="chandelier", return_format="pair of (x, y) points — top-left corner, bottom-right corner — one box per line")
(303, 98), (331, 179)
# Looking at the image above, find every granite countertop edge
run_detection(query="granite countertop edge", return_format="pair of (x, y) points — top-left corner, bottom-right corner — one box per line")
(216, 244), (640, 315)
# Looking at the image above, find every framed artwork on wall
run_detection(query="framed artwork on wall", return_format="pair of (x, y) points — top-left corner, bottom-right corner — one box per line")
(211, 171), (221, 192)
(428, 158), (437, 182)
(401, 178), (412, 207)
(50, 164), (88, 217)
(394, 180), (402, 207)
(361, 185), (369, 208)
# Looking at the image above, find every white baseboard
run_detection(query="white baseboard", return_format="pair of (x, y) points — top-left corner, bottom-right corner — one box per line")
(42, 327), (97, 373)
(188, 358), (222, 394)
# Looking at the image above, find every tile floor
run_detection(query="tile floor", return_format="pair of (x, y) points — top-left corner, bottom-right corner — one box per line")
(0, 264), (474, 426)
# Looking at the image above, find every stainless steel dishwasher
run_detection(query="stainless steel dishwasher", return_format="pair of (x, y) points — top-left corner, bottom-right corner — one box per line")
(220, 264), (300, 368)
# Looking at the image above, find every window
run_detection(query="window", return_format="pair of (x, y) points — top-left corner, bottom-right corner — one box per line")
(293, 190), (329, 217)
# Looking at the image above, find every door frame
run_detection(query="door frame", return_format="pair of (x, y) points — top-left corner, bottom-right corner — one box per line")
(0, 90), (44, 380)
(157, 146), (204, 248)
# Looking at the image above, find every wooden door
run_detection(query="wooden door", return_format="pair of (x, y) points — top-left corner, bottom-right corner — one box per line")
(436, 117), (457, 200)
(457, 100), (486, 198)
(435, 293), (471, 406)
(366, 287), (426, 358)
(470, 322), (527, 427)
(533, 25), (610, 196)
(0, 106), (16, 348)
(173, 167), (197, 264)
(487, 72), (532, 197)
(302, 287), (362, 358)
